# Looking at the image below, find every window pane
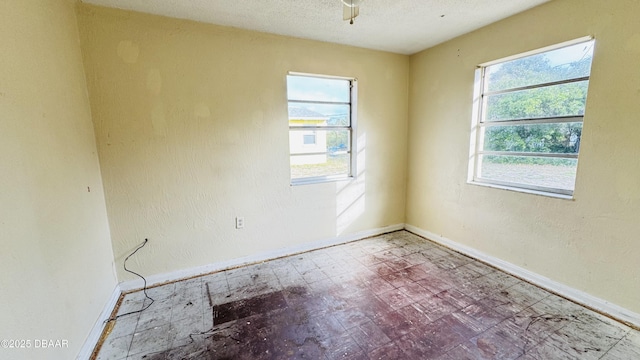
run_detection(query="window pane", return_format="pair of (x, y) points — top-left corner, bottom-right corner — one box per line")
(484, 80), (588, 122)
(290, 129), (349, 155)
(287, 75), (350, 102)
(288, 104), (350, 127)
(326, 129), (350, 153)
(286, 73), (355, 184)
(483, 122), (582, 154)
(479, 155), (577, 191)
(486, 40), (594, 92)
(291, 153), (350, 179)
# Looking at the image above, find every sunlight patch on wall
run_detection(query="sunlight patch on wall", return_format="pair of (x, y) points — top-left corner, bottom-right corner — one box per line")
(336, 133), (366, 235)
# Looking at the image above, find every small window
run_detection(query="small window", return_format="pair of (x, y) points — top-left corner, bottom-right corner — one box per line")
(287, 73), (357, 184)
(469, 38), (595, 197)
(303, 132), (317, 145)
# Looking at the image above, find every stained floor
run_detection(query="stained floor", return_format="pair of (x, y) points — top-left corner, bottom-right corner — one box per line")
(94, 231), (640, 359)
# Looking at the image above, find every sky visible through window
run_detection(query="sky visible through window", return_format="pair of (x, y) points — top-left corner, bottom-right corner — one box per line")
(287, 75), (350, 117)
(486, 40), (595, 92)
(545, 41), (594, 67)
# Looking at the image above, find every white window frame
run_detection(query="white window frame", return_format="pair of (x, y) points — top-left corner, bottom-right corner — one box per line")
(468, 36), (594, 198)
(287, 72), (357, 185)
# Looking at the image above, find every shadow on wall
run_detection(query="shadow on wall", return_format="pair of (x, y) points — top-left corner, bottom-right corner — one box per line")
(336, 133), (366, 235)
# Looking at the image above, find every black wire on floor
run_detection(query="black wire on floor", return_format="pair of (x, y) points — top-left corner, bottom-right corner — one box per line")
(105, 238), (155, 323)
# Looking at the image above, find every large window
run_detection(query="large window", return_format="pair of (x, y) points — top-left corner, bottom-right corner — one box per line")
(469, 38), (595, 197)
(287, 73), (356, 184)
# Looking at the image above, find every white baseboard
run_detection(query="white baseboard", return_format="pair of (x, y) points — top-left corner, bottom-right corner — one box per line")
(404, 224), (640, 330)
(119, 223), (405, 292)
(76, 284), (121, 360)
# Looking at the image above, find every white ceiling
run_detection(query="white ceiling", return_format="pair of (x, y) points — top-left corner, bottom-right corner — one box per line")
(82, 0), (550, 55)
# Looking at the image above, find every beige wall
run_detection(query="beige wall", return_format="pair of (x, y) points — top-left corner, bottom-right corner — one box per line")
(0, 0), (116, 359)
(3, 0), (638, 357)
(76, 5), (409, 281)
(407, 0), (640, 314)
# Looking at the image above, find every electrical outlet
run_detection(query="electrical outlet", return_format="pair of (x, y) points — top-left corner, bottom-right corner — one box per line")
(235, 217), (244, 229)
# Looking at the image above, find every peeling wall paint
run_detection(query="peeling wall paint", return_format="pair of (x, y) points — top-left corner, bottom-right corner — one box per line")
(76, 5), (409, 281)
(407, 0), (640, 314)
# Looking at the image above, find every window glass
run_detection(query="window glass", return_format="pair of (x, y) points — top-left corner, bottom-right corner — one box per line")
(291, 152), (350, 180)
(484, 81), (589, 121)
(483, 122), (582, 154)
(470, 38), (595, 196)
(288, 104), (350, 127)
(486, 41), (595, 92)
(287, 76), (350, 102)
(479, 155), (578, 191)
(287, 74), (355, 184)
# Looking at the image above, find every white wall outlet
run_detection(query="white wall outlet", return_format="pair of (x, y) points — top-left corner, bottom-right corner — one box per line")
(235, 217), (244, 229)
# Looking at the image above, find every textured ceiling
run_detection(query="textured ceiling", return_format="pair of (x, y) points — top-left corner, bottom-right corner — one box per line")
(81, 0), (550, 55)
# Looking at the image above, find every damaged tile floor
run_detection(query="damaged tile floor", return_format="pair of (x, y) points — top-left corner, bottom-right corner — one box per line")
(94, 231), (640, 359)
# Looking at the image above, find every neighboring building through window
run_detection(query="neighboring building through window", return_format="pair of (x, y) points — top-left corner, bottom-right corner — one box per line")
(469, 37), (595, 197)
(287, 73), (356, 184)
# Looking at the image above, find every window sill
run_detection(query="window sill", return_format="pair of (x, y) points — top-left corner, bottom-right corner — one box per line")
(467, 180), (574, 200)
(291, 175), (354, 186)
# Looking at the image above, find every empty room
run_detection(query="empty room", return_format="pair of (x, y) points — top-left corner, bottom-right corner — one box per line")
(2, 0), (639, 359)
